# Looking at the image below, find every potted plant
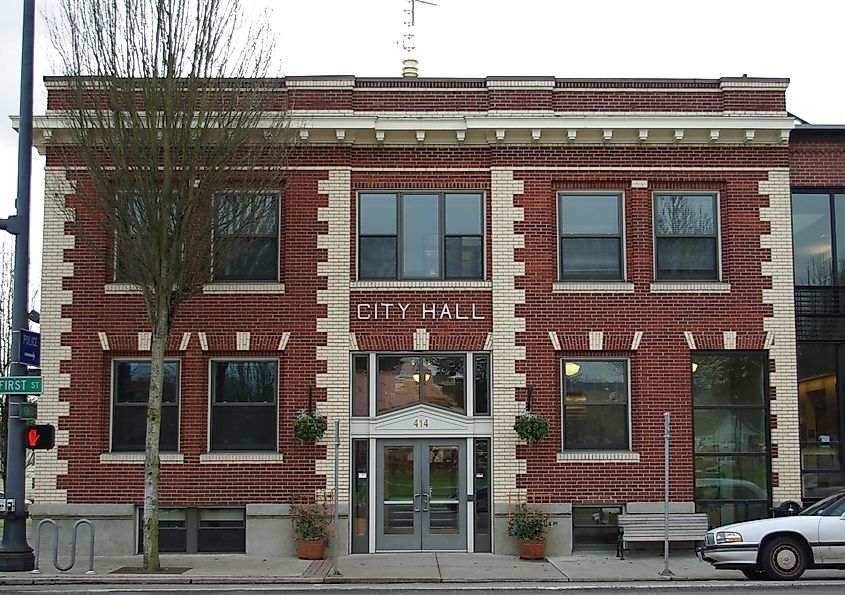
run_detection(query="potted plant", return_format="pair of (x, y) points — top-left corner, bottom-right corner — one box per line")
(508, 502), (556, 560)
(293, 409), (328, 443)
(292, 503), (329, 560)
(513, 410), (549, 445)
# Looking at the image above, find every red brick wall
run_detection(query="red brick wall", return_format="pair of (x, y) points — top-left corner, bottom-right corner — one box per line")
(45, 77), (787, 114)
(55, 170), (329, 504)
(47, 81), (788, 506)
(512, 163), (776, 503)
(790, 135), (845, 188)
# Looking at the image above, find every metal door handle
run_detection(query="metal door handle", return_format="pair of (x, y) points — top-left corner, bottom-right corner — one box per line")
(413, 493), (421, 512)
(421, 489), (431, 512)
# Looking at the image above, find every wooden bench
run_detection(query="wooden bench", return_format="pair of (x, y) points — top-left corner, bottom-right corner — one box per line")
(616, 513), (709, 559)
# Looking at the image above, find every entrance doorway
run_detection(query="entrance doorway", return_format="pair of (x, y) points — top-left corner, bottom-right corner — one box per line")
(376, 439), (467, 551)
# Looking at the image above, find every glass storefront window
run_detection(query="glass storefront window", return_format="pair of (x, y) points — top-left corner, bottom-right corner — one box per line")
(695, 501), (769, 529)
(797, 343), (845, 500)
(692, 352), (770, 526)
(692, 355), (764, 407)
(798, 344), (839, 442)
(693, 409), (766, 454)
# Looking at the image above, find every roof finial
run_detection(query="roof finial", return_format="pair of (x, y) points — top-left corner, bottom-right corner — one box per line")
(401, 0), (437, 77)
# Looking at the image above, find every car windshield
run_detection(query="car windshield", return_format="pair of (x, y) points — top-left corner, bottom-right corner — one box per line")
(800, 492), (845, 516)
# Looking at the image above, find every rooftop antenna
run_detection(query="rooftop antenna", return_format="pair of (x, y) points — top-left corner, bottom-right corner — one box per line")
(402, 0), (437, 77)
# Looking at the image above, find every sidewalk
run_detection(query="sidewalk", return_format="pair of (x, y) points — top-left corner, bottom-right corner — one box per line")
(0, 550), (842, 586)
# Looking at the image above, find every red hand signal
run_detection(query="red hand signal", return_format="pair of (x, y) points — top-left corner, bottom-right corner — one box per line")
(24, 424), (55, 449)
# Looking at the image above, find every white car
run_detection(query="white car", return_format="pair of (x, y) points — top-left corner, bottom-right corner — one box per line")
(700, 490), (845, 580)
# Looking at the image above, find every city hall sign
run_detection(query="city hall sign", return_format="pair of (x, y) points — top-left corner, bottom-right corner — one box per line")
(355, 302), (486, 321)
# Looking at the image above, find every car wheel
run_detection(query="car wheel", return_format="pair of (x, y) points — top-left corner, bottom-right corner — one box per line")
(760, 537), (807, 581)
(741, 568), (767, 580)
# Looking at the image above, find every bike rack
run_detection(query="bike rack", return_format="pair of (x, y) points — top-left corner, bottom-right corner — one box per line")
(31, 518), (95, 574)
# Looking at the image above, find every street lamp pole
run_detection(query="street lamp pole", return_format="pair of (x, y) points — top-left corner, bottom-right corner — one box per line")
(0, 0), (36, 572)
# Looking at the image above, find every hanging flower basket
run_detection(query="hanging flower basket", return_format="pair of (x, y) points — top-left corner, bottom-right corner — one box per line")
(513, 411), (549, 445)
(293, 409), (328, 443)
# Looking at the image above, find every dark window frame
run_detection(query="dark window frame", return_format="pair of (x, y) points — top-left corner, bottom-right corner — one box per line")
(560, 358), (630, 451)
(653, 192), (720, 281)
(691, 350), (772, 526)
(212, 192), (281, 282)
(572, 505), (623, 549)
(357, 191), (485, 281)
(111, 359), (180, 452)
(137, 507), (245, 554)
(557, 191), (625, 281)
(209, 358), (279, 452)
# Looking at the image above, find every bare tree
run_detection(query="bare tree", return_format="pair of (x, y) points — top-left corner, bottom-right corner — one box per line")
(0, 241), (13, 487)
(47, 0), (290, 570)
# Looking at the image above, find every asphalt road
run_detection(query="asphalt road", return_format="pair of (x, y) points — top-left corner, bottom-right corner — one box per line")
(5, 584), (845, 595)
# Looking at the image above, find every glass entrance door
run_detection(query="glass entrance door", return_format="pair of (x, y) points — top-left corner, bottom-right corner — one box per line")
(376, 439), (466, 551)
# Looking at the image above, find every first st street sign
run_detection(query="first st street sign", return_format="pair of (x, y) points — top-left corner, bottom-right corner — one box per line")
(0, 377), (43, 395)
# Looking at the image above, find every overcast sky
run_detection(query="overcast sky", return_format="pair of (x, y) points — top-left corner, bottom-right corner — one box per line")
(2, 0), (844, 301)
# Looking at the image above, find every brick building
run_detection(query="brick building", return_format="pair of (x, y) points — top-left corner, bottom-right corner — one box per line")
(789, 124), (845, 504)
(28, 75), (806, 556)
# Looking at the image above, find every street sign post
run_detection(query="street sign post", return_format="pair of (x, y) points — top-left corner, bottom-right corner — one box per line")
(16, 330), (40, 367)
(0, 377), (42, 395)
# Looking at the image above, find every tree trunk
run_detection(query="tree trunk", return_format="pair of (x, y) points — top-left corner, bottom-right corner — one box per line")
(142, 312), (170, 571)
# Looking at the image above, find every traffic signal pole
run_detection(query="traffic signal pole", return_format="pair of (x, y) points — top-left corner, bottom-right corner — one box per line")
(0, 0), (36, 571)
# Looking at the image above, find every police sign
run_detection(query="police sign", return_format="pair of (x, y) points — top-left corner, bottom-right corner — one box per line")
(17, 329), (40, 367)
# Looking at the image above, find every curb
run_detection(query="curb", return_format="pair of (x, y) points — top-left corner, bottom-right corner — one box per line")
(1, 575), (844, 586)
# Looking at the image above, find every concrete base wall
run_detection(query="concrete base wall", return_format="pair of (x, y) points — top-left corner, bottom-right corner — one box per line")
(493, 502), (573, 556)
(246, 503), (349, 557)
(30, 503), (350, 559)
(30, 500), (695, 558)
(29, 504), (136, 557)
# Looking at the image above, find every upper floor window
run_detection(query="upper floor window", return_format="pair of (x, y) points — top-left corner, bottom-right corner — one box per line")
(112, 360), (179, 452)
(561, 358), (629, 450)
(358, 192), (484, 280)
(213, 194), (279, 282)
(210, 360), (278, 451)
(654, 193), (719, 280)
(792, 192), (845, 286)
(558, 192), (623, 280)
(114, 195), (177, 283)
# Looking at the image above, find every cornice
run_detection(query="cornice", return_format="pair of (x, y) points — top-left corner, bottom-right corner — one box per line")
(24, 111), (795, 153)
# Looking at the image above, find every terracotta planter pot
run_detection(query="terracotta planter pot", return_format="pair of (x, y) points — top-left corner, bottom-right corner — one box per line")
(519, 538), (547, 560)
(296, 539), (325, 560)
